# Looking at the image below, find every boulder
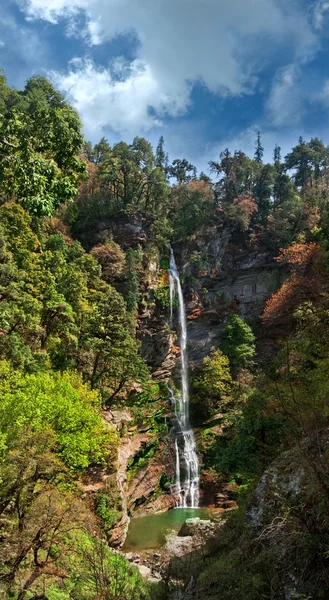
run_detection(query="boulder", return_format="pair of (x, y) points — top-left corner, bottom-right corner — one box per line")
(133, 493), (175, 517)
(135, 564), (152, 578)
(165, 532), (196, 557)
(178, 518), (214, 537)
(132, 563), (162, 582)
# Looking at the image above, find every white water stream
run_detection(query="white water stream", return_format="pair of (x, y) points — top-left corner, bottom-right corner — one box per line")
(169, 248), (199, 508)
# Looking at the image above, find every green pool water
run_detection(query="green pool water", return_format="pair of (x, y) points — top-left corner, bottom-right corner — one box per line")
(123, 508), (212, 551)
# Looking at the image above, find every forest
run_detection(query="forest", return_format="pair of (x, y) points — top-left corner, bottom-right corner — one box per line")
(1, 70), (329, 599)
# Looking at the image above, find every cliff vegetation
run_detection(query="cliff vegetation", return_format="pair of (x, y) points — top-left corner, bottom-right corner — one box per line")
(1, 70), (329, 599)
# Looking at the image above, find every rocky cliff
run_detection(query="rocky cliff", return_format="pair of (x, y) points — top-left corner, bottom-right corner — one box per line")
(170, 428), (329, 600)
(182, 228), (285, 364)
(139, 225), (285, 374)
(82, 219), (286, 544)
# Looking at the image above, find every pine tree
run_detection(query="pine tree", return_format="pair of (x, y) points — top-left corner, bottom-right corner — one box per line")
(223, 315), (256, 373)
(273, 144), (281, 168)
(124, 249), (140, 312)
(156, 136), (166, 171)
(199, 171), (212, 184)
(254, 131), (264, 163)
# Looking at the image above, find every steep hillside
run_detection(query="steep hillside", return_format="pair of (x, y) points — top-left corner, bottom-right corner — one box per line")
(2, 71), (329, 599)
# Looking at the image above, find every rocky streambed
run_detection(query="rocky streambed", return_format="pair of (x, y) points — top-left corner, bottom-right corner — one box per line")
(120, 512), (229, 584)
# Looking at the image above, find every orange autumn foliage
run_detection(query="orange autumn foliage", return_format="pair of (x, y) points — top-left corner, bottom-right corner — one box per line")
(187, 179), (213, 201)
(78, 160), (100, 198)
(233, 195), (258, 214)
(228, 195), (258, 231)
(46, 217), (72, 243)
(304, 203), (320, 231)
(276, 242), (320, 273)
(262, 275), (321, 332)
(171, 345), (181, 356)
(187, 307), (203, 321)
(262, 242), (325, 334)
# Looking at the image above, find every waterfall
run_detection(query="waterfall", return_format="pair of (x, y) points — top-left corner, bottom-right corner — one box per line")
(168, 248), (199, 508)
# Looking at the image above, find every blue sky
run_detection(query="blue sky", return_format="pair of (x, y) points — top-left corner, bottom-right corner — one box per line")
(1, 0), (329, 173)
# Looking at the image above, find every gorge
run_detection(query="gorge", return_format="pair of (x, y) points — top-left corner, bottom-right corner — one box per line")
(168, 247), (199, 509)
(2, 71), (329, 600)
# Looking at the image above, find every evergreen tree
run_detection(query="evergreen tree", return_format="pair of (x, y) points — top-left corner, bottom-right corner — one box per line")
(253, 162), (274, 223)
(199, 171), (212, 184)
(156, 135), (166, 171)
(274, 144), (281, 168)
(131, 136), (154, 172)
(210, 149), (254, 205)
(223, 315), (256, 373)
(93, 136), (111, 164)
(124, 248), (140, 312)
(283, 137), (329, 189)
(273, 144), (296, 207)
(82, 140), (94, 162)
(254, 131), (264, 163)
(168, 158), (197, 185)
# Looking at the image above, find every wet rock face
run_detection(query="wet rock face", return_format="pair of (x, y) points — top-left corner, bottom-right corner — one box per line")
(109, 433), (149, 547)
(76, 214), (149, 250)
(127, 461), (167, 511)
(176, 228), (286, 364)
(244, 431), (329, 598)
(133, 494), (175, 517)
(246, 450), (312, 534)
(139, 323), (175, 378)
(178, 518), (214, 537)
(126, 438), (176, 516)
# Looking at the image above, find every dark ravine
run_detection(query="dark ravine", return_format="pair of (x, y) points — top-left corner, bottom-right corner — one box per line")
(167, 429), (329, 600)
(95, 225), (286, 545)
(137, 227), (286, 375)
(3, 71), (329, 600)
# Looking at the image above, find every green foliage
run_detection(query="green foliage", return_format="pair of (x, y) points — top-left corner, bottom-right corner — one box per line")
(167, 158), (196, 184)
(285, 137), (329, 188)
(222, 315), (256, 373)
(127, 440), (159, 478)
(2, 67), (329, 600)
(196, 554), (268, 600)
(0, 475), (151, 600)
(0, 202), (149, 399)
(96, 493), (121, 530)
(0, 363), (117, 471)
(214, 389), (287, 477)
(193, 348), (232, 419)
(61, 534), (152, 600)
(210, 150), (256, 206)
(254, 131), (264, 163)
(170, 181), (214, 239)
(153, 285), (172, 310)
(0, 76), (85, 216)
(72, 135), (169, 238)
(267, 337), (329, 436)
(124, 247), (141, 311)
(151, 216), (173, 252)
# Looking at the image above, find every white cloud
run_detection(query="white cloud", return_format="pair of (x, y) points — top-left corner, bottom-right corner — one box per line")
(51, 57), (191, 137)
(314, 0), (329, 29)
(266, 64), (302, 127)
(16, 0), (317, 137)
(17, 0), (89, 24)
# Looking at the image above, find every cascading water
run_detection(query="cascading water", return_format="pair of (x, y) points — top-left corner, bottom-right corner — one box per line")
(168, 248), (199, 508)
